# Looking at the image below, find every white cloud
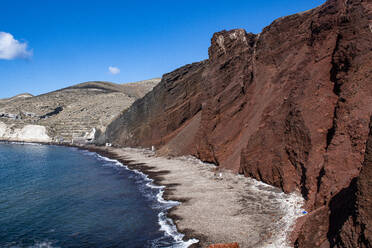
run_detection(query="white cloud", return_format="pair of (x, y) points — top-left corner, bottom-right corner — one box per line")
(0, 31), (32, 60)
(108, 66), (120, 75)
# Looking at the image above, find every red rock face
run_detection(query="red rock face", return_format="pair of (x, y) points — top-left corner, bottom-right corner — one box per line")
(105, 61), (207, 153)
(355, 117), (372, 247)
(105, 0), (372, 246)
(327, 117), (372, 248)
(208, 243), (239, 248)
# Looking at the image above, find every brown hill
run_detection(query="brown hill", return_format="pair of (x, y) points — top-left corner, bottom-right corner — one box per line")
(103, 0), (372, 247)
(0, 93), (33, 103)
(0, 79), (160, 143)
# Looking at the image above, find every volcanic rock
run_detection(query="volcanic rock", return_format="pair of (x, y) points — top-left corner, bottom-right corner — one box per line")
(207, 243), (239, 248)
(104, 0), (372, 246)
(325, 117), (372, 248)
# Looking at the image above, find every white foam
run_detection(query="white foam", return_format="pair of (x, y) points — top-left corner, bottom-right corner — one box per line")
(29, 241), (58, 248)
(176, 153), (304, 247)
(2, 241), (59, 248)
(246, 178), (304, 248)
(85, 150), (199, 247)
(158, 212), (198, 248)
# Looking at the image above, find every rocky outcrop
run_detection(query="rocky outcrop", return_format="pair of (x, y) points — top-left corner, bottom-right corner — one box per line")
(325, 117), (372, 248)
(208, 243), (239, 248)
(104, 0), (372, 246)
(104, 62), (206, 150)
(0, 122), (51, 143)
(0, 79), (159, 143)
(354, 117), (372, 247)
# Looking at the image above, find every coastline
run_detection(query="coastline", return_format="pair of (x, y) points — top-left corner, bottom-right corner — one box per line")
(1, 141), (305, 247)
(83, 145), (305, 248)
(82, 145), (207, 247)
(85, 147), (199, 247)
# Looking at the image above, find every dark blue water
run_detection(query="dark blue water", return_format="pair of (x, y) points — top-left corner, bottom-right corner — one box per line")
(0, 143), (192, 248)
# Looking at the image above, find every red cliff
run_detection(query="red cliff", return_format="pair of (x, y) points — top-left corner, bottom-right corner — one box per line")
(104, 0), (372, 246)
(328, 117), (372, 248)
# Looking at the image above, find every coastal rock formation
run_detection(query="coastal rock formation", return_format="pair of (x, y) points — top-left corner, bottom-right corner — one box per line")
(0, 79), (159, 143)
(104, 62), (207, 151)
(208, 243), (239, 248)
(353, 117), (372, 247)
(105, 0), (372, 246)
(0, 122), (51, 143)
(327, 117), (372, 248)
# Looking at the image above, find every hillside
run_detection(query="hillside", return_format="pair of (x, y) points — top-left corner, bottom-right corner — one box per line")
(0, 93), (33, 103)
(103, 0), (372, 247)
(0, 79), (160, 143)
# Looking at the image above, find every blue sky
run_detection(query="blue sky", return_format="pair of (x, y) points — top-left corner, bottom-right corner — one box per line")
(0, 0), (325, 98)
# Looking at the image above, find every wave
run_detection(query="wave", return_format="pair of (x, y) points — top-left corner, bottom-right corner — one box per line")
(2, 240), (59, 248)
(29, 241), (58, 248)
(79, 149), (199, 248)
(244, 177), (304, 248)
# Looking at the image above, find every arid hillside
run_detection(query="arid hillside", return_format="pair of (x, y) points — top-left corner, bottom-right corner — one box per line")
(0, 79), (160, 143)
(104, 0), (372, 247)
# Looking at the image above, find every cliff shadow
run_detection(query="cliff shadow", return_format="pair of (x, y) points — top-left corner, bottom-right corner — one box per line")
(327, 177), (358, 247)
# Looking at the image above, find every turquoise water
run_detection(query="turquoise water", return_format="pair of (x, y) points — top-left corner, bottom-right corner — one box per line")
(0, 143), (190, 248)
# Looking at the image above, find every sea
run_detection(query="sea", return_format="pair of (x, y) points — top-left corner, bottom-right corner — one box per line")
(0, 142), (197, 248)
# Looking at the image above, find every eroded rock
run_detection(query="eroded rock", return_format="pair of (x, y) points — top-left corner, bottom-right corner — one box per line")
(104, 0), (372, 246)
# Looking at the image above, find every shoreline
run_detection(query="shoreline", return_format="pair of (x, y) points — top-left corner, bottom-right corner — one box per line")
(83, 145), (206, 247)
(84, 147), (198, 247)
(83, 145), (305, 248)
(0, 141), (205, 246)
(1, 141), (305, 247)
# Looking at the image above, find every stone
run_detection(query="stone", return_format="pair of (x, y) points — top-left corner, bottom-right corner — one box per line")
(207, 243), (239, 248)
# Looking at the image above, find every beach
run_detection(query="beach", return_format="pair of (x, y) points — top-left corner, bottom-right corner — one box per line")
(86, 145), (305, 248)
